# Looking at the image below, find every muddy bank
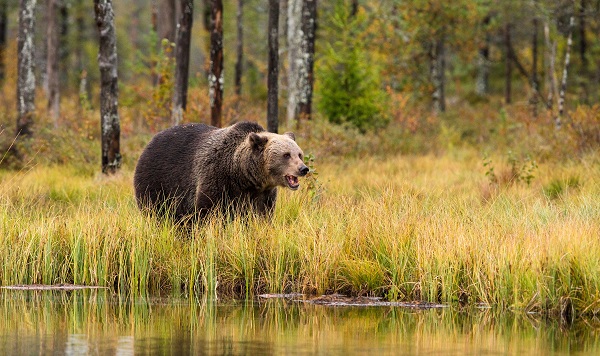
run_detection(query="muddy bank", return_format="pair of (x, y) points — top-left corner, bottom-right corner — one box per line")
(258, 293), (446, 308)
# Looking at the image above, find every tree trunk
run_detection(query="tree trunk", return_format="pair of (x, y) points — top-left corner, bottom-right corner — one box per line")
(579, 0), (587, 69)
(202, 0), (211, 31)
(475, 14), (491, 97)
(17, 0), (37, 138)
(531, 9), (539, 117)
(544, 21), (558, 110)
(158, 0), (177, 43)
(234, 0), (243, 97)
(94, 0), (121, 174)
(297, 0), (317, 121)
(286, 0), (301, 126)
(430, 33), (446, 113)
(579, 0), (588, 102)
(350, 0), (358, 17)
(504, 23), (512, 104)
(266, 0), (280, 133)
(172, 0), (193, 126)
(0, 1), (7, 83)
(59, 0), (69, 87)
(75, 0), (88, 109)
(556, 15), (575, 129)
(532, 16), (538, 92)
(46, 0), (60, 125)
(209, 0), (223, 128)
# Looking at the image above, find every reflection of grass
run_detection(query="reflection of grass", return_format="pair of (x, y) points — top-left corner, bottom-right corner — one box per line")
(0, 152), (599, 319)
(0, 291), (599, 354)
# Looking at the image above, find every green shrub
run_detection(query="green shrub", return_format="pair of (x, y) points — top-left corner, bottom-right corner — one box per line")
(316, 1), (389, 132)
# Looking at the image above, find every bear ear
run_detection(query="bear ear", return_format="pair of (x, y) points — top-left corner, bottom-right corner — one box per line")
(283, 132), (296, 141)
(249, 132), (269, 149)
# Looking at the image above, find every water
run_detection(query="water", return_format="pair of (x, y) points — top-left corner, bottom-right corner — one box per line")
(0, 289), (599, 355)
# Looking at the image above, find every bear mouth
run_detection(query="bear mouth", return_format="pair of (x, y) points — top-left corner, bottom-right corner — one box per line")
(285, 175), (300, 190)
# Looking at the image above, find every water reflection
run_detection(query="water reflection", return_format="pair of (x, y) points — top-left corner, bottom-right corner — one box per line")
(0, 289), (598, 355)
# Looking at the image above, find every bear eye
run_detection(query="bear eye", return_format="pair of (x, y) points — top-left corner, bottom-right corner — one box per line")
(283, 153), (291, 159)
(299, 153), (303, 160)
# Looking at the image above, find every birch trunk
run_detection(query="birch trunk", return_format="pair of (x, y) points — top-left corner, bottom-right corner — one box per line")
(556, 15), (575, 129)
(172, 0), (193, 126)
(209, 0), (223, 128)
(234, 0), (243, 96)
(17, 0), (37, 138)
(46, 0), (60, 124)
(266, 0), (280, 133)
(286, 0), (301, 126)
(297, 0), (316, 121)
(94, 0), (121, 174)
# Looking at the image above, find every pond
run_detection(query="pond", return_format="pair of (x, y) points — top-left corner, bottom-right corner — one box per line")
(0, 289), (598, 355)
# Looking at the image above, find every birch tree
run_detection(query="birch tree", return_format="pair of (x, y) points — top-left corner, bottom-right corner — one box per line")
(94, 0), (121, 174)
(298, 0), (317, 121)
(17, 0), (37, 138)
(287, 0), (316, 125)
(46, 0), (60, 124)
(209, 0), (223, 128)
(266, 0), (279, 133)
(172, 0), (193, 125)
(286, 0), (301, 126)
(556, 15), (575, 129)
(544, 20), (558, 110)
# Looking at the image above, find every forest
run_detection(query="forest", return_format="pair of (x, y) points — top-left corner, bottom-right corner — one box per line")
(0, 0), (599, 320)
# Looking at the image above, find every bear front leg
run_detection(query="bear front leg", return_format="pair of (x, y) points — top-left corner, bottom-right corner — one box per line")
(254, 189), (277, 218)
(195, 190), (216, 219)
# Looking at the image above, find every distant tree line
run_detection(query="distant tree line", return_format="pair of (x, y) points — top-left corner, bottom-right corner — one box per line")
(7, 0), (317, 174)
(4, 0), (600, 173)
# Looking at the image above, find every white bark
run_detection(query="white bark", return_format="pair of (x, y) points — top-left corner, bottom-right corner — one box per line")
(94, 0), (121, 174)
(17, 0), (37, 137)
(556, 15), (575, 129)
(286, 0), (301, 126)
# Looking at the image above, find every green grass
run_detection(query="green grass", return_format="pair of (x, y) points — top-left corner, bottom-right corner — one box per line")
(1, 149), (599, 319)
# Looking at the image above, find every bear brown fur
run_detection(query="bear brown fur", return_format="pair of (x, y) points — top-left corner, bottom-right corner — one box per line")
(133, 121), (309, 221)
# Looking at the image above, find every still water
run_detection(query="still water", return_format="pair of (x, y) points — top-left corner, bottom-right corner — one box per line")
(0, 289), (599, 355)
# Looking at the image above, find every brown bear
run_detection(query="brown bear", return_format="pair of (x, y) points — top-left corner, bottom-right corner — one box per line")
(133, 121), (309, 221)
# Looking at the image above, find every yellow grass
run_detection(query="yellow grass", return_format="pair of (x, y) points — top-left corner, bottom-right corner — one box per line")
(1, 148), (599, 318)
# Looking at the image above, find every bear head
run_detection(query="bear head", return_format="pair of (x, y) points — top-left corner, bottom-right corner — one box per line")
(248, 131), (309, 190)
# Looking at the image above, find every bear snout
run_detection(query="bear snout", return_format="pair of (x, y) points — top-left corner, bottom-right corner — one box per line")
(299, 165), (309, 176)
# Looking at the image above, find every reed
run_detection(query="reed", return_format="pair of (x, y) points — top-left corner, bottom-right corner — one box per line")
(0, 150), (599, 318)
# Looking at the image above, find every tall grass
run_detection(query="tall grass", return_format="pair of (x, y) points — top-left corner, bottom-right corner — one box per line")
(0, 149), (599, 318)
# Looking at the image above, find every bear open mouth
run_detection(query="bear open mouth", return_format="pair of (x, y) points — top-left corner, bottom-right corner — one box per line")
(285, 175), (300, 190)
